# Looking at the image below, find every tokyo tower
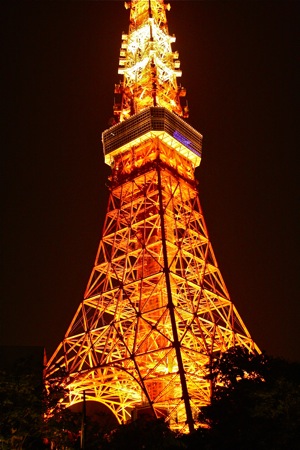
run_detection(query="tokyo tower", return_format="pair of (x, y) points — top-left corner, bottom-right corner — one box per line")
(46, 0), (259, 433)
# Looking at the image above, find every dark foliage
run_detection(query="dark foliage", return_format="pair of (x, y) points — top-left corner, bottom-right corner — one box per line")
(196, 347), (300, 450)
(0, 355), (82, 449)
(103, 416), (184, 450)
(0, 355), (45, 449)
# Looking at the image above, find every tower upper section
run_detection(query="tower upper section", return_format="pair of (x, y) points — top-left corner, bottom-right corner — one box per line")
(113, 0), (188, 122)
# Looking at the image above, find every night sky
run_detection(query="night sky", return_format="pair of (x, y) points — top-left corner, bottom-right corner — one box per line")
(1, 1), (299, 363)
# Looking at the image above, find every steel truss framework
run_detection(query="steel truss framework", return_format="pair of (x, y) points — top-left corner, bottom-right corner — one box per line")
(46, 137), (258, 432)
(46, 0), (259, 434)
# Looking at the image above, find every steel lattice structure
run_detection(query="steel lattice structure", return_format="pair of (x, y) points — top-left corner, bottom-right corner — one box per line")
(46, 0), (259, 433)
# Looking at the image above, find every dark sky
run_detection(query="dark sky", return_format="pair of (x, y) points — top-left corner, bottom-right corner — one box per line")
(1, 1), (299, 363)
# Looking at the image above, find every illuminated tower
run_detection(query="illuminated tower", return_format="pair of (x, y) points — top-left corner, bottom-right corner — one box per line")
(46, 0), (259, 433)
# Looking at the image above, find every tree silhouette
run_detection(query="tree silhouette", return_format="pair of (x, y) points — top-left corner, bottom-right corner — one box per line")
(0, 354), (45, 448)
(196, 347), (300, 450)
(103, 416), (184, 450)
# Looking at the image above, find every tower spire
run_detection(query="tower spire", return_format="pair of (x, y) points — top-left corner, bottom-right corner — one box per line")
(46, 0), (259, 434)
(114, 0), (188, 122)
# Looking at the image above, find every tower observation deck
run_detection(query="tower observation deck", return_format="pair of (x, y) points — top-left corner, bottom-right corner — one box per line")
(46, 0), (259, 433)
